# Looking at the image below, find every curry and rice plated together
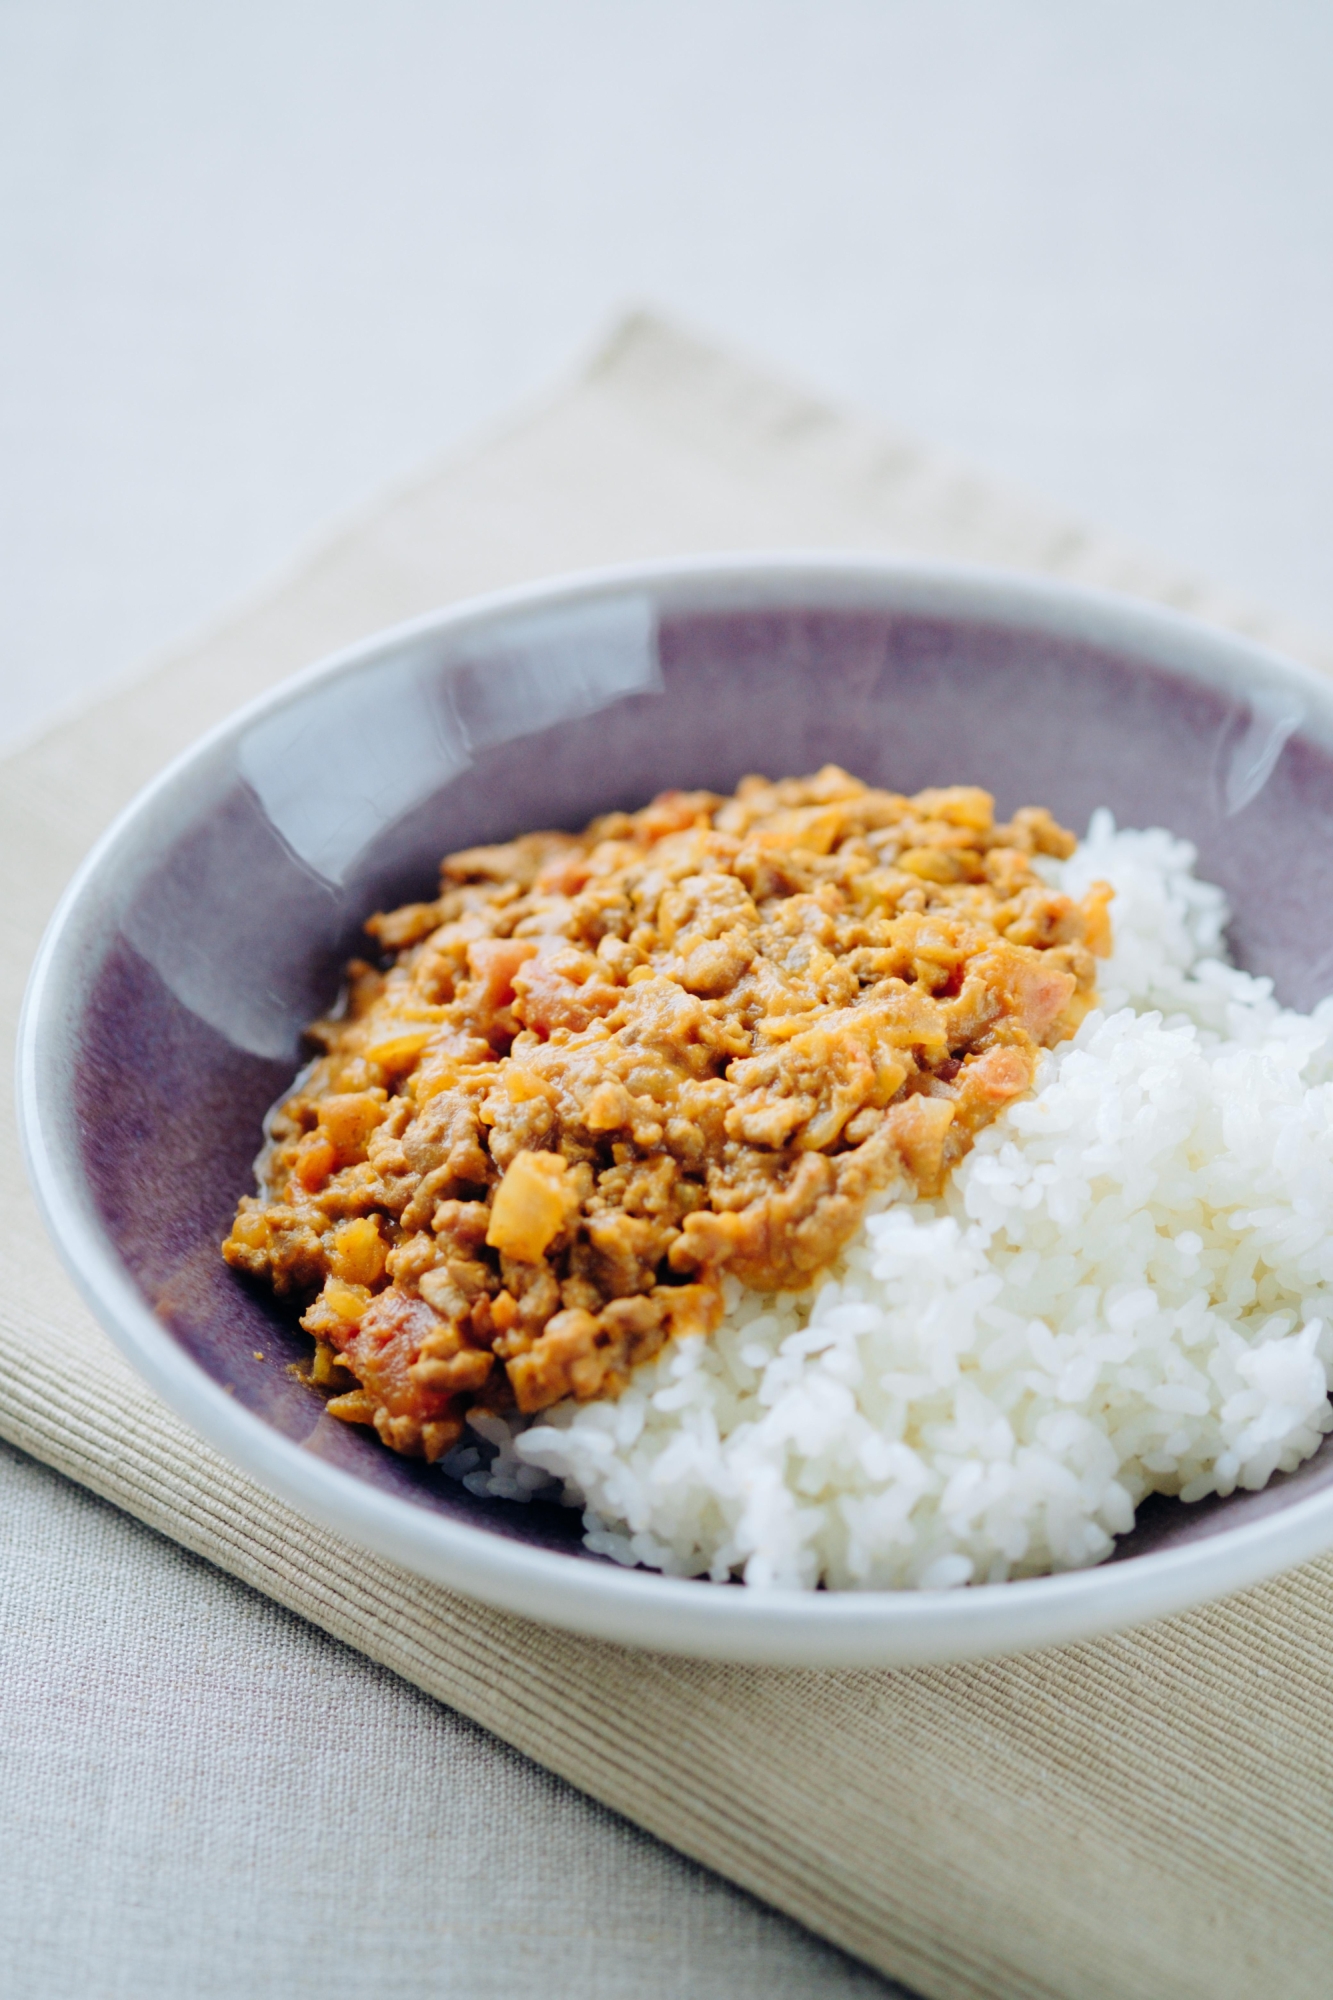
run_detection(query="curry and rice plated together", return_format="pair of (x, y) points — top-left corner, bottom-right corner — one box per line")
(224, 767), (1333, 1589)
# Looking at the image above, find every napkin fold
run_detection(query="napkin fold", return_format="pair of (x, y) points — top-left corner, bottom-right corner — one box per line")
(5, 311), (1333, 2000)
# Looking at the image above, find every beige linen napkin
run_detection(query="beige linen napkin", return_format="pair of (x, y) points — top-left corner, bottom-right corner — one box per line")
(5, 312), (1333, 2000)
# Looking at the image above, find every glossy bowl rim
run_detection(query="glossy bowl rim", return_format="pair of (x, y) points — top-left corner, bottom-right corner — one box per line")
(20, 549), (1333, 1667)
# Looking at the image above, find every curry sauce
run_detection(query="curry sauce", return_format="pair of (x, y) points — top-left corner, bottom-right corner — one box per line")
(223, 767), (1111, 1460)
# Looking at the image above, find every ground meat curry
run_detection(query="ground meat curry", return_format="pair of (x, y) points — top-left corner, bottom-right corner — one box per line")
(223, 767), (1111, 1461)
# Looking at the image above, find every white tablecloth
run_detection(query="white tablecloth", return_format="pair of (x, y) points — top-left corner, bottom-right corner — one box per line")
(0, 1436), (890, 1996)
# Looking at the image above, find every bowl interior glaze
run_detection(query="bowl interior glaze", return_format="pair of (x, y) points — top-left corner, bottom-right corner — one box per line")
(45, 563), (1333, 1589)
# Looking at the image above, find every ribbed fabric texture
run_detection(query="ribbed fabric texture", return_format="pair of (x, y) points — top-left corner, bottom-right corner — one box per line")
(4, 313), (1332, 2000)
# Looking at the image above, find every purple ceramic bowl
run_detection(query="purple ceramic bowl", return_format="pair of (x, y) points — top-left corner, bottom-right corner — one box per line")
(19, 555), (1333, 1665)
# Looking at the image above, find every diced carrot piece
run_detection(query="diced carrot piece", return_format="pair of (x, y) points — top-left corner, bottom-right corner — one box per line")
(485, 1150), (580, 1262)
(329, 1216), (387, 1287)
(293, 1133), (337, 1191)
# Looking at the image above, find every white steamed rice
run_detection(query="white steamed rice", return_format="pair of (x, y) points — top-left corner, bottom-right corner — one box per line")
(443, 814), (1333, 1589)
